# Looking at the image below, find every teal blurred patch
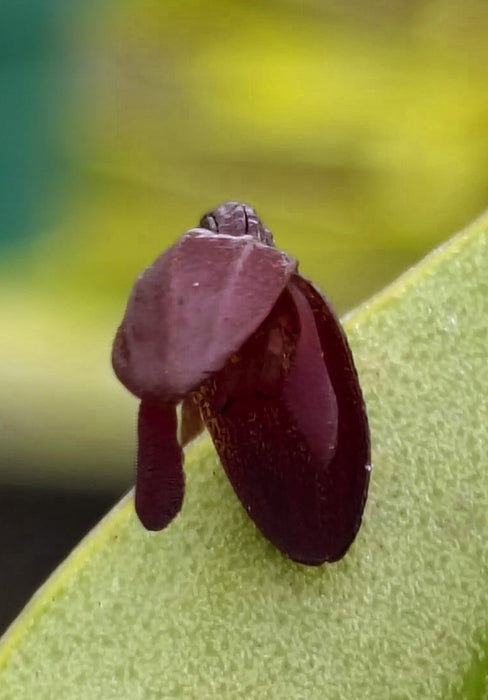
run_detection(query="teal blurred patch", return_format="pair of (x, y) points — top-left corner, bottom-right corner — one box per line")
(0, 0), (78, 249)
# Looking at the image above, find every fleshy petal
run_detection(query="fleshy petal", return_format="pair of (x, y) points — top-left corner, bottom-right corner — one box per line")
(197, 280), (369, 565)
(196, 289), (324, 564)
(135, 400), (184, 531)
(112, 231), (296, 403)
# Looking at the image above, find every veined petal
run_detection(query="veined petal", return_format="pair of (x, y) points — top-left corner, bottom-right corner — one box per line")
(197, 280), (369, 565)
(195, 290), (323, 564)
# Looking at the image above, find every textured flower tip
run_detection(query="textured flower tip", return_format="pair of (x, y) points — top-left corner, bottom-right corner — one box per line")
(112, 201), (370, 564)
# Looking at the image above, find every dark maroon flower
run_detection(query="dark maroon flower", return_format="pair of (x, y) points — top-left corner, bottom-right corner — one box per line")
(112, 201), (370, 565)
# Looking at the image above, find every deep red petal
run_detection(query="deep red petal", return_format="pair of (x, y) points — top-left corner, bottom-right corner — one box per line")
(197, 280), (370, 565)
(112, 231), (296, 403)
(195, 288), (326, 564)
(135, 400), (184, 531)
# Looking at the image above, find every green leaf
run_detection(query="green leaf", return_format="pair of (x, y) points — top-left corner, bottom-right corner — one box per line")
(1, 212), (487, 699)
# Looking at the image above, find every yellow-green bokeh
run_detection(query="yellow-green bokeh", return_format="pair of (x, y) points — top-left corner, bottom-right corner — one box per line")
(2, 0), (488, 488)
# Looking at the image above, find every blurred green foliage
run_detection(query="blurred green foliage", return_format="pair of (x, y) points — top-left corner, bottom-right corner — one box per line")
(4, 0), (488, 310)
(1, 0), (488, 488)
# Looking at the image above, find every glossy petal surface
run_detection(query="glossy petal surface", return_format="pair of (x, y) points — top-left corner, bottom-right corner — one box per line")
(112, 231), (296, 403)
(284, 279), (338, 463)
(291, 275), (370, 557)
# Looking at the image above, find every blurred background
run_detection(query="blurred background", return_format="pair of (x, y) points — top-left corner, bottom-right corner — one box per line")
(1, 0), (488, 633)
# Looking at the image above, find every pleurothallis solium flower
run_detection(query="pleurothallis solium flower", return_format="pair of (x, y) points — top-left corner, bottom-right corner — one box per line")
(112, 201), (370, 565)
